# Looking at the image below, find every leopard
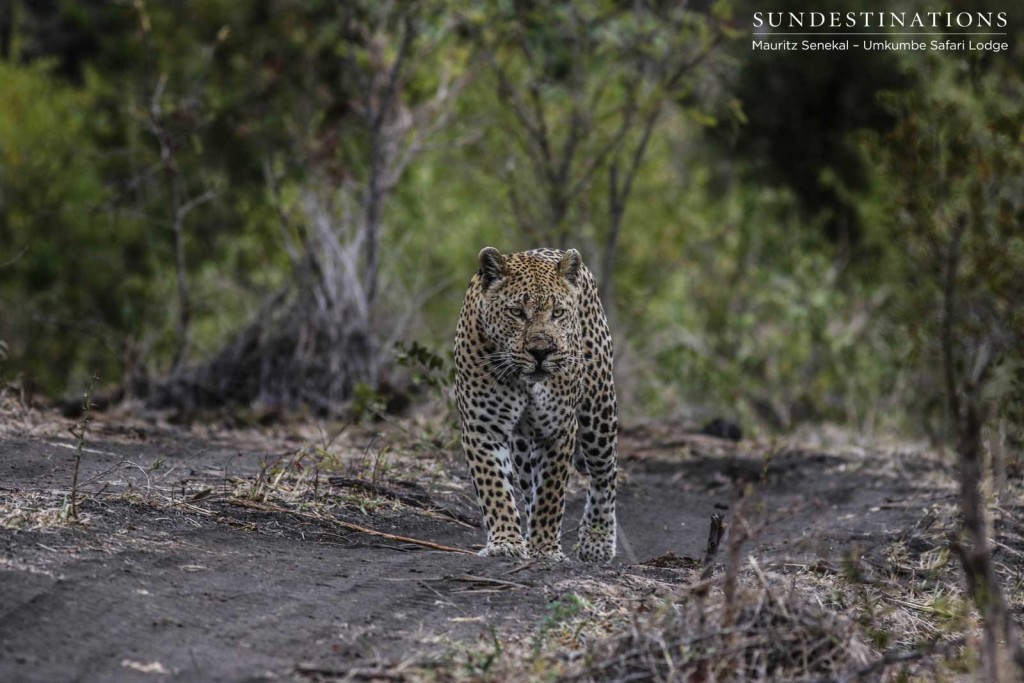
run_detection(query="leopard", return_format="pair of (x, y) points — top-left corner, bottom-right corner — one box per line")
(454, 246), (617, 562)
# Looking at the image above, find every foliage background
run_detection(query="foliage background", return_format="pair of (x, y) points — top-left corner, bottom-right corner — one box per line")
(0, 0), (1021, 440)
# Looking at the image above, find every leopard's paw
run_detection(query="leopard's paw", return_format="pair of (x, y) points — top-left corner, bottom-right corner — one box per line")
(478, 539), (528, 559)
(574, 525), (616, 563)
(528, 546), (568, 562)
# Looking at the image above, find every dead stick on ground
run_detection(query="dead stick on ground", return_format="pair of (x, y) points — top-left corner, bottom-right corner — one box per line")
(694, 513), (727, 650)
(327, 476), (477, 527)
(451, 574), (530, 589)
(227, 498), (476, 555)
(700, 513), (727, 580)
(67, 372), (99, 521)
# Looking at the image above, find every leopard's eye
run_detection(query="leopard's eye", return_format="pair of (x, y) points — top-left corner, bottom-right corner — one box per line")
(509, 307), (527, 320)
(552, 308), (566, 320)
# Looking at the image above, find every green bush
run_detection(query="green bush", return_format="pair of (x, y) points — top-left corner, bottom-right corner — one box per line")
(0, 60), (144, 394)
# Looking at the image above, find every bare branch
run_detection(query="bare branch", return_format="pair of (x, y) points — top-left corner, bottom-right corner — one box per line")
(175, 188), (217, 223)
(941, 215), (966, 427)
(372, 8), (419, 134)
(0, 244), (29, 270)
(262, 158), (301, 267)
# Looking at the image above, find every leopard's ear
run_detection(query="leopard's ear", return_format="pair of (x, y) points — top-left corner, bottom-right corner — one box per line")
(558, 249), (582, 285)
(478, 247), (506, 287)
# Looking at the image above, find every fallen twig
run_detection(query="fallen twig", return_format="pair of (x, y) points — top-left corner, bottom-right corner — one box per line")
(295, 662), (407, 681)
(225, 498), (476, 555)
(506, 560), (539, 575)
(328, 475), (478, 527)
(447, 574), (530, 590)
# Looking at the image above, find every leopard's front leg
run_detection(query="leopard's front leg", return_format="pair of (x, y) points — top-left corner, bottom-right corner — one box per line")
(575, 464), (616, 562)
(573, 397), (618, 562)
(525, 428), (575, 561)
(462, 435), (527, 558)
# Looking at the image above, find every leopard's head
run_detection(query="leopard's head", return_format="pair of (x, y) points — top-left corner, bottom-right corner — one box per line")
(475, 247), (583, 383)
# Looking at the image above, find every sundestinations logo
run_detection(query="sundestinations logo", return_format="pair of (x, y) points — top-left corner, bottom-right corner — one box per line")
(751, 10), (1011, 53)
(753, 11), (1008, 29)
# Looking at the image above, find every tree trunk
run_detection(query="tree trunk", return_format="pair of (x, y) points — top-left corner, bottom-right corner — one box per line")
(171, 180), (191, 373)
(941, 218), (1024, 680)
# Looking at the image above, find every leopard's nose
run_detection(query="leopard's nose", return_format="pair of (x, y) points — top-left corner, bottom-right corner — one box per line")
(528, 347), (553, 364)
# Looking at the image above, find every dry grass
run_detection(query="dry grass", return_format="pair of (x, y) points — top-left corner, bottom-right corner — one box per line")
(0, 388), (53, 439)
(420, 553), (980, 683)
(0, 396), (469, 560)
(418, 441), (1024, 683)
(0, 490), (79, 530)
(4, 398), (1021, 681)
(570, 577), (871, 682)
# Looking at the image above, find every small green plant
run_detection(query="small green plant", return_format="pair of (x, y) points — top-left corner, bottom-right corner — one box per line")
(351, 382), (387, 422)
(355, 438), (391, 487)
(533, 594), (590, 657)
(238, 450), (317, 503)
(926, 593), (971, 633)
(465, 628), (503, 676)
(396, 340), (460, 445)
(396, 340), (454, 393)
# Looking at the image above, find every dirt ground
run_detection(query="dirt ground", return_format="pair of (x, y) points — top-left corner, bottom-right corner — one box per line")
(1, 406), (1020, 682)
